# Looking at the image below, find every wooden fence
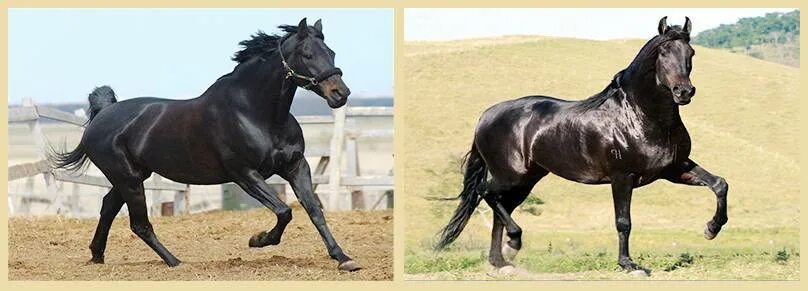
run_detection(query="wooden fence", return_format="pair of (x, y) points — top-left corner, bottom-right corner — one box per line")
(7, 98), (393, 217)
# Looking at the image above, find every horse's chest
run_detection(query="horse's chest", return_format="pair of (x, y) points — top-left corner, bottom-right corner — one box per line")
(612, 141), (681, 185)
(255, 137), (303, 170)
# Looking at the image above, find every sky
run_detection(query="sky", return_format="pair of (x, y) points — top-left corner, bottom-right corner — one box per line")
(8, 8), (393, 104)
(405, 8), (797, 41)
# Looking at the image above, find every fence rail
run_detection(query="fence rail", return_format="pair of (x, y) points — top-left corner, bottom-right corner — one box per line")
(7, 98), (393, 217)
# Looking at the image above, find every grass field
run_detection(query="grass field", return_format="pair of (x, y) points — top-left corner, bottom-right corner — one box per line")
(401, 36), (800, 280)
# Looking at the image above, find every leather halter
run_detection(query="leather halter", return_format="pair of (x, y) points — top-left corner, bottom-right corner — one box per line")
(277, 37), (342, 90)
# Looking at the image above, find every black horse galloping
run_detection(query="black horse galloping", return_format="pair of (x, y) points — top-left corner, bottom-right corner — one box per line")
(51, 18), (362, 271)
(436, 17), (728, 275)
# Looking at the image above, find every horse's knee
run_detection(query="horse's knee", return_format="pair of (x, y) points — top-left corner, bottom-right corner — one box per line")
(616, 217), (631, 232)
(506, 225), (522, 240)
(130, 222), (154, 239)
(712, 177), (728, 198)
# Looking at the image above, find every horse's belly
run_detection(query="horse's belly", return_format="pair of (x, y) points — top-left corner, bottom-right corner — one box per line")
(543, 162), (611, 184)
(134, 137), (231, 184)
(152, 167), (230, 185)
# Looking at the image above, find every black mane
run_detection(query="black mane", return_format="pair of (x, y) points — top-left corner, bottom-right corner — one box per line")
(575, 25), (691, 112)
(231, 25), (325, 63)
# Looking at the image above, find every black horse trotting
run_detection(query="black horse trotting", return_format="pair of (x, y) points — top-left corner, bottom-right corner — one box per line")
(51, 18), (361, 271)
(436, 17), (728, 275)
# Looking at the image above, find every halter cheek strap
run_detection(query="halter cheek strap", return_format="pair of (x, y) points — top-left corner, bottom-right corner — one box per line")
(277, 40), (343, 90)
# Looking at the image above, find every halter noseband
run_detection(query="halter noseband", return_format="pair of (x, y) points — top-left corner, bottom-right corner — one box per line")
(277, 37), (342, 90)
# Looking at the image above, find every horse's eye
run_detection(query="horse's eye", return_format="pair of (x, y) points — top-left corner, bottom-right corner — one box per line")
(303, 54), (313, 59)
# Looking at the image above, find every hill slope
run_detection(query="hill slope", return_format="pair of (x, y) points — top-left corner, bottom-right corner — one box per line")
(401, 36), (799, 279)
(693, 10), (799, 67)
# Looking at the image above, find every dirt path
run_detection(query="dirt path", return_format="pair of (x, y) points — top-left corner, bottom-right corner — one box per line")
(9, 206), (393, 280)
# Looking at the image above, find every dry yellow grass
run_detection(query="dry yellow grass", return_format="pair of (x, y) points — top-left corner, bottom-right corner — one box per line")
(400, 36), (799, 279)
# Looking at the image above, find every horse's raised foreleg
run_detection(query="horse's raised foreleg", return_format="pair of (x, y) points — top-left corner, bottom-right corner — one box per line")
(282, 159), (360, 272)
(611, 173), (649, 275)
(88, 188), (124, 264)
(235, 170), (292, 248)
(665, 159), (728, 240)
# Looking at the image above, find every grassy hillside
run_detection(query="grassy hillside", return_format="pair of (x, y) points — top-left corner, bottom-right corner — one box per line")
(693, 10), (799, 67)
(401, 36), (799, 279)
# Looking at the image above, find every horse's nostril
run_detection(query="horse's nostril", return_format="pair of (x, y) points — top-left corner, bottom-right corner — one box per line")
(331, 87), (350, 98)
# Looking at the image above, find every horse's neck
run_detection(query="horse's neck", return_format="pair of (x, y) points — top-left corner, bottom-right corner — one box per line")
(620, 72), (682, 130)
(206, 57), (297, 127)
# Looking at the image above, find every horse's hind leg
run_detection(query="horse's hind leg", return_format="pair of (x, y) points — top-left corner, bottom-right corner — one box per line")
(88, 188), (124, 264)
(484, 190), (530, 268)
(487, 212), (508, 268)
(233, 170), (292, 248)
(484, 177), (542, 268)
(119, 181), (181, 267)
(93, 146), (180, 267)
(665, 159), (729, 240)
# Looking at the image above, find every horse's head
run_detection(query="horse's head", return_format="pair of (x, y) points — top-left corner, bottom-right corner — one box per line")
(655, 16), (696, 105)
(280, 18), (350, 108)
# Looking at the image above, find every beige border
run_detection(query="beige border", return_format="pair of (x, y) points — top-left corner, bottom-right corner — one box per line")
(2, 0), (806, 290)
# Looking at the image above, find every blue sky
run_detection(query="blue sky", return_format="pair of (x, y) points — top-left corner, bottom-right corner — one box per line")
(406, 8), (797, 41)
(8, 8), (393, 104)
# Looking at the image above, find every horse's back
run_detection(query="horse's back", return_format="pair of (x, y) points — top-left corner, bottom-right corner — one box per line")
(83, 97), (193, 145)
(473, 95), (572, 182)
(81, 96), (227, 182)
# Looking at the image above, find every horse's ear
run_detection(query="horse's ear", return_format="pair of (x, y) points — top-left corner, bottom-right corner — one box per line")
(683, 16), (692, 35)
(658, 16), (668, 35)
(297, 18), (308, 39)
(314, 19), (323, 33)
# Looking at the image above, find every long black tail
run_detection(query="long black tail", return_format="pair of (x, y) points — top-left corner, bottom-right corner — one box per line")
(49, 86), (117, 172)
(434, 144), (488, 251)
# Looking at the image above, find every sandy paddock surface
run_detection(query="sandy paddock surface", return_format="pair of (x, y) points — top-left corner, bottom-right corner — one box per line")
(8, 206), (393, 280)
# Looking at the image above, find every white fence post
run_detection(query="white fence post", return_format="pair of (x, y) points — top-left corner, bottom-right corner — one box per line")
(328, 107), (346, 210)
(346, 129), (363, 209)
(151, 176), (163, 216)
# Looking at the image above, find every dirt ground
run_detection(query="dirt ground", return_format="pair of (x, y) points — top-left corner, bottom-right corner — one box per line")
(8, 206), (393, 280)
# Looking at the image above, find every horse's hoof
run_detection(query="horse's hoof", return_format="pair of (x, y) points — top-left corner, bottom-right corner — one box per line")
(502, 244), (519, 261)
(338, 260), (362, 272)
(704, 224), (718, 240)
(629, 269), (650, 277)
(497, 265), (517, 275)
(166, 258), (182, 267)
(88, 256), (104, 264)
(249, 231), (266, 248)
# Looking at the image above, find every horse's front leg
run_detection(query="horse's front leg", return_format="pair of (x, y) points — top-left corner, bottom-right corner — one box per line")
(233, 170), (292, 248)
(281, 158), (360, 272)
(611, 173), (650, 275)
(665, 159), (729, 240)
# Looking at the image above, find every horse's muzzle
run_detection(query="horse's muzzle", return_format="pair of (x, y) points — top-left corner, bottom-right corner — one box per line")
(672, 85), (695, 105)
(326, 88), (349, 108)
(320, 75), (350, 109)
